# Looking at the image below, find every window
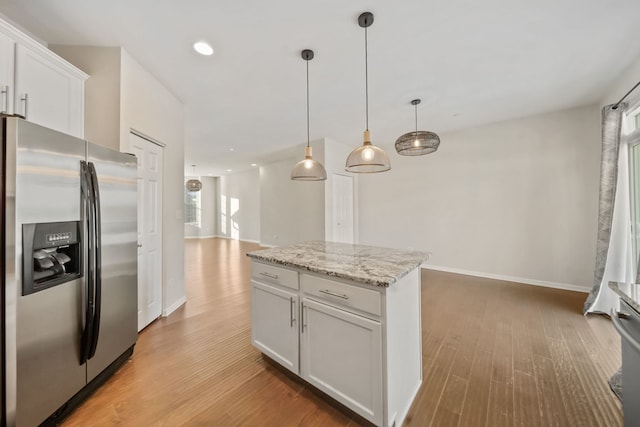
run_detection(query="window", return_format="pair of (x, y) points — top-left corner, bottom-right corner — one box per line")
(184, 187), (201, 226)
(626, 100), (640, 269)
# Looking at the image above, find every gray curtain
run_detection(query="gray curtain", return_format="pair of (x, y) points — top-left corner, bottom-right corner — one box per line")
(584, 103), (627, 314)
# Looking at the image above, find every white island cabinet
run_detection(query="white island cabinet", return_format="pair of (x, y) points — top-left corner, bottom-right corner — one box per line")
(248, 241), (428, 427)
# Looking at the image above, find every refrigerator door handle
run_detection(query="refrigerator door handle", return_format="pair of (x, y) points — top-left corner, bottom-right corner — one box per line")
(79, 161), (95, 364)
(88, 162), (102, 359)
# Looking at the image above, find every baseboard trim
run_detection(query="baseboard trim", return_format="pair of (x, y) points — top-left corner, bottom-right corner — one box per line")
(214, 235), (261, 244)
(423, 264), (589, 293)
(184, 234), (217, 239)
(163, 296), (186, 317)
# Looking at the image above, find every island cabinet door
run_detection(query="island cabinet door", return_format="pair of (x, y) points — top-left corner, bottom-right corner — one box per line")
(300, 298), (383, 426)
(251, 280), (299, 374)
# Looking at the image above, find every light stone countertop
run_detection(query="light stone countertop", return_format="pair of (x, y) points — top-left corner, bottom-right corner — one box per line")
(609, 281), (640, 314)
(246, 241), (429, 287)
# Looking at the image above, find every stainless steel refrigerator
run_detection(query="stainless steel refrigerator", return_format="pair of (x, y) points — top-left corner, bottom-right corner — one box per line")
(1, 116), (138, 426)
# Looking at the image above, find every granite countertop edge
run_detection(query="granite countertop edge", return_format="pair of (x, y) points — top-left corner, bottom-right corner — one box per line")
(246, 241), (428, 288)
(609, 281), (640, 313)
(247, 253), (424, 287)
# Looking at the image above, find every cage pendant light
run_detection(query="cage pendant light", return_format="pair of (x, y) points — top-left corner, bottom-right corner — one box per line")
(291, 49), (327, 181)
(186, 165), (202, 192)
(345, 12), (390, 173)
(395, 99), (441, 155)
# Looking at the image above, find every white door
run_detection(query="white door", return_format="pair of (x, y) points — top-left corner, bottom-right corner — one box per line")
(332, 174), (354, 243)
(251, 281), (299, 374)
(300, 298), (383, 426)
(129, 132), (163, 331)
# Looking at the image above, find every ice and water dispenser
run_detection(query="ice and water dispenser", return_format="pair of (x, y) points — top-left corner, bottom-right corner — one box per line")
(22, 221), (82, 295)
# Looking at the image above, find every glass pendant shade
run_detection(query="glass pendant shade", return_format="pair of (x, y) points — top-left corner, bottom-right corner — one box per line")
(291, 48), (327, 181)
(291, 146), (327, 180)
(345, 12), (390, 174)
(395, 98), (440, 156)
(345, 130), (391, 173)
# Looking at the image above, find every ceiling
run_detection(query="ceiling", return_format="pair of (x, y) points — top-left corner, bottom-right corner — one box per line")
(1, 1), (640, 176)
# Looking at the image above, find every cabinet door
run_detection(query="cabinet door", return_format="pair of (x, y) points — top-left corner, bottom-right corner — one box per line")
(251, 280), (299, 374)
(300, 298), (383, 426)
(0, 31), (15, 114)
(14, 44), (84, 137)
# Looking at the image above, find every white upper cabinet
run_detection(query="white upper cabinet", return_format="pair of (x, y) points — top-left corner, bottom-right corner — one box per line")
(0, 31), (15, 115)
(14, 44), (85, 137)
(0, 18), (87, 138)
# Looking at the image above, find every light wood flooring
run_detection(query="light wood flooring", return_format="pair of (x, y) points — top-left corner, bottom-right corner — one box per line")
(61, 238), (623, 426)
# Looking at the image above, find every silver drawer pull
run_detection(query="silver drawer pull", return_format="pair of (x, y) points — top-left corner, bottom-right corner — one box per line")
(259, 271), (278, 279)
(319, 289), (349, 300)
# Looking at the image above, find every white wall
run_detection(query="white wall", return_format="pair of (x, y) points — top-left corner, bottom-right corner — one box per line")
(601, 56), (640, 106)
(184, 176), (217, 238)
(260, 154), (325, 246)
(50, 46), (186, 314)
(120, 49), (185, 315)
(218, 168), (260, 242)
(358, 105), (601, 291)
(51, 45), (121, 150)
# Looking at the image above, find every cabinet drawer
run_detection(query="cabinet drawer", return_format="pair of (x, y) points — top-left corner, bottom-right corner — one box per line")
(302, 274), (381, 316)
(251, 262), (299, 290)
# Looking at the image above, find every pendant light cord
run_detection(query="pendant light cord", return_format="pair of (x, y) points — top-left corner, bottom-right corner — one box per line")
(306, 59), (310, 147)
(364, 25), (369, 131)
(414, 103), (418, 133)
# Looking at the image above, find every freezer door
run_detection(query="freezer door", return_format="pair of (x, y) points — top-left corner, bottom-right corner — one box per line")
(13, 118), (87, 426)
(86, 143), (137, 381)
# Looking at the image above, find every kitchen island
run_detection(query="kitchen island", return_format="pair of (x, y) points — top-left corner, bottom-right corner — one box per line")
(247, 241), (428, 427)
(609, 282), (640, 425)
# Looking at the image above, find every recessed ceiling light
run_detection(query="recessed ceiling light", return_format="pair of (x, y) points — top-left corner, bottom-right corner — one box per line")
(251, 163), (257, 167)
(194, 41), (214, 56)
(229, 148), (234, 151)
(227, 169), (232, 172)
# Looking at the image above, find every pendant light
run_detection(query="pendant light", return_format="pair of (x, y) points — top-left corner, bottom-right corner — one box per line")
(345, 12), (390, 173)
(395, 99), (440, 155)
(186, 165), (202, 192)
(291, 49), (327, 181)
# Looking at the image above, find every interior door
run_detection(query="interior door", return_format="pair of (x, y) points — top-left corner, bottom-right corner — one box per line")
(129, 132), (163, 331)
(332, 174), (354, 244)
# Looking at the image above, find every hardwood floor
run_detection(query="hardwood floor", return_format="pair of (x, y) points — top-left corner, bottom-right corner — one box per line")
(61, 238), (623, 426)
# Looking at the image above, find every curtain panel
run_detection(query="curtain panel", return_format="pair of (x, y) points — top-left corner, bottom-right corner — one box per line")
(584, 103), (630, 315)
